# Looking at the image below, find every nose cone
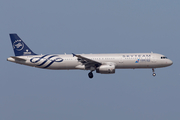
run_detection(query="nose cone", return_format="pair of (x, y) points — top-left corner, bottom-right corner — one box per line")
(167, 59), (173, 66)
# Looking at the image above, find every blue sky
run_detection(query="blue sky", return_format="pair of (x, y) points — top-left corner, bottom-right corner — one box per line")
(1, 0), (180, 120)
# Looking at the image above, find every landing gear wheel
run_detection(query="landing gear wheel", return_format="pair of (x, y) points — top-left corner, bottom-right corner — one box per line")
(152, 68), (156, 77)
(88, 72), (93, 78)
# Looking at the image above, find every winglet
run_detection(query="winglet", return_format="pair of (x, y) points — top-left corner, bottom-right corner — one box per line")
(72, 53), (76, 57)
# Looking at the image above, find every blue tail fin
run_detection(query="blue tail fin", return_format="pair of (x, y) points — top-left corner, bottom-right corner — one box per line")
(9, 34), (37, 56)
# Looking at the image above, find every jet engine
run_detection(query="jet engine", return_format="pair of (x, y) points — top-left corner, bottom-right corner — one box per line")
(96, 65), (115, 74)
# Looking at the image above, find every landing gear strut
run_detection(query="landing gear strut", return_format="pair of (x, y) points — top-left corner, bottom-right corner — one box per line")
(88, 71), (93, 78)
(152, 68), (156, 76)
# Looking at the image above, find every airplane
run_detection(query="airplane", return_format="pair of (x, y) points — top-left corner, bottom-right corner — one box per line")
(7, 34), (173, 78)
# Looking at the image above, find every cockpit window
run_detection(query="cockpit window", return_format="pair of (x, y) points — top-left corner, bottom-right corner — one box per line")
(161, 56), (168, 59)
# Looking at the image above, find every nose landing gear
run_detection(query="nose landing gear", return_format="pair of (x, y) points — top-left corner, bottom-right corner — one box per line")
(152, 68), (156, 76)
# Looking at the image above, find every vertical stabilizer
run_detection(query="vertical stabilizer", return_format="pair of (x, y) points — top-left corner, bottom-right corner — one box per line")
(9, 34), (37, 56)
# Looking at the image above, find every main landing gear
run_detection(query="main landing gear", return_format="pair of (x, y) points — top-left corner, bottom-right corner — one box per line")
(152, 68), (156, 77)
(88, 69), (157, 78)
(88, 71), (93, 78)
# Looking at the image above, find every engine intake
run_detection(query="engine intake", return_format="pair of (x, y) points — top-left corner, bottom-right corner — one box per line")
(96, 65), (115, 74)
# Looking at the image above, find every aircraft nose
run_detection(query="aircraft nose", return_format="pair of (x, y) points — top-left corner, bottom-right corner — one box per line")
(168, 59), (173, 66)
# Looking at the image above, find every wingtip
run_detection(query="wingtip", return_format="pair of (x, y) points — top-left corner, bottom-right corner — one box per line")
(72, 53), (76, 57)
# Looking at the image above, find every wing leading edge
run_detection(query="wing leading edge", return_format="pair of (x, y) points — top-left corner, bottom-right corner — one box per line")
(72, 53), (102, 69)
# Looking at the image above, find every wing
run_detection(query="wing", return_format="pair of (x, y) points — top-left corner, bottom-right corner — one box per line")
(72, 53), (102, 69)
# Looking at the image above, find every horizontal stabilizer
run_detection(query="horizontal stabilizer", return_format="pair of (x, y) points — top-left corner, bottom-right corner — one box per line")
(10, 56), (26, 61)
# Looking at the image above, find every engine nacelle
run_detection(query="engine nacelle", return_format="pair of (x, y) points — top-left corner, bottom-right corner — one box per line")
(96, 65), (115, 74)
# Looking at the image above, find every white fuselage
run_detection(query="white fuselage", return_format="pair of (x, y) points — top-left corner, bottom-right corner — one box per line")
(8, 34), (173, 78)
(7, 53), (173, 70)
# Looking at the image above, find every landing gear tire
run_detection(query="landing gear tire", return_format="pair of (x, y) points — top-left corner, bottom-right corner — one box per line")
(152, 68), (156, 77)
(88, 72), (93, 79)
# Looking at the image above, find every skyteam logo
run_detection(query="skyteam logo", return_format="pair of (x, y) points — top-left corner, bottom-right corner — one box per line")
(13, 40), (24, 51)
(135, 59), (140, 63)
(24, 49), (32, 55)
(30, 55), (63, 68)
